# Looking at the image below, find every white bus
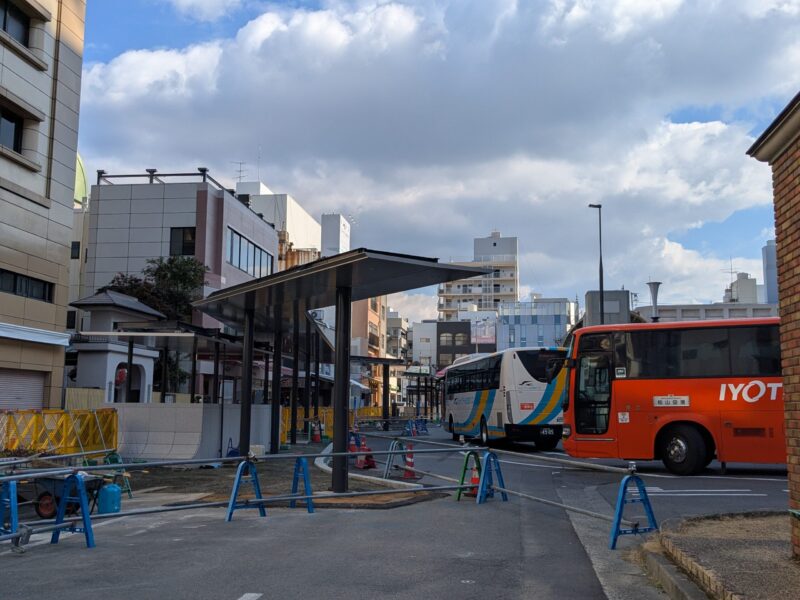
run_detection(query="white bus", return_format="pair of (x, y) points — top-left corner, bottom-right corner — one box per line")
(443, 347), (567, 449)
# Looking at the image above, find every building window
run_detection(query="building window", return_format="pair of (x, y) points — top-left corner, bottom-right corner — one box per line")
(169, 227), (196, 256)
(227, 227), (273, 277)
(66, 310), (76, 329)
(419, 337), (430, 343)
(0, 267), (53, 302)
(454, 332), (468, 345)
(70, 241), (81, 259)
(0, 106), (23, 153)
(2, 2), (30, 46)
(439, 332), (453, 346)
(370, 297), (378, 312)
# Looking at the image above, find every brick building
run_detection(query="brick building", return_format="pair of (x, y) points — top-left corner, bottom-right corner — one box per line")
(748, 90), (800, 557)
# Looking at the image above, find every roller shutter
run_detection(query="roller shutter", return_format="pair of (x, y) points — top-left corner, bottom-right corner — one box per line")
(0, 368), (45, 410)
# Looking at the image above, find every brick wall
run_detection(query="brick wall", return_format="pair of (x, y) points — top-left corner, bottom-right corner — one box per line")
(771, 134), (800, 557)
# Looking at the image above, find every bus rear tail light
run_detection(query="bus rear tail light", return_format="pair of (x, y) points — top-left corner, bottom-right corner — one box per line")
(562, 425), (571, 439)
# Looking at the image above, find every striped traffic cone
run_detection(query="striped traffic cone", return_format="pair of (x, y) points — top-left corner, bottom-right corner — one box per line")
(403, 443), (419, 480)
(311, 421), (321, 443)
(464, 466), (480, 497)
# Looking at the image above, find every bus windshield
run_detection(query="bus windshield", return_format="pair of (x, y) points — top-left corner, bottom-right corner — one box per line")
(517, 349), (566, 383)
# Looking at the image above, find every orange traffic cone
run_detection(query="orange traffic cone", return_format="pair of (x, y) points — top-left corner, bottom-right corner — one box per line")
(464, 466), (480, 497)
(403, 443), (419, 479)
(349, 433), (358, 454)
(355, 437), (375, 470)
(311, 421), (321, 443)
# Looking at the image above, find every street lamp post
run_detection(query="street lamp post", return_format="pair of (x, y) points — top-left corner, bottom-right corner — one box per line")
(588, 203), (604, 325)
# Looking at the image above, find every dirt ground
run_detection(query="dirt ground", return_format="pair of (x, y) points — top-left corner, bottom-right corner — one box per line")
(664, 513), (800, 599)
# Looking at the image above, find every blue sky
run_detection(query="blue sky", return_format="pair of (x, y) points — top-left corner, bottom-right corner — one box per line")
(78, 1), (799, 319)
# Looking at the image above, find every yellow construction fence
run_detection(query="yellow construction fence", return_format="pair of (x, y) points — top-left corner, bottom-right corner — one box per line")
(0, 409), (118, 455)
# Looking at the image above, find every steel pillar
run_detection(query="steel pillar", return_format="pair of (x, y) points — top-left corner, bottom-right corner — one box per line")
(290, 301), (300, 445)
(332, 285), (352, 493)
(382, 363), (390, 431)
(238, 295), (255, 456)
(270, 303), (284, 454)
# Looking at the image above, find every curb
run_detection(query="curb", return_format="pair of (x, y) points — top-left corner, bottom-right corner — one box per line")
(313, 443), (423, 490)
(650, 512), (783, 600)
(638, 543), (710, 600)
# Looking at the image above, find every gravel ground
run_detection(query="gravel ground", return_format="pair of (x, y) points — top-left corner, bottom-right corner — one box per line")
(664, 514), (800, 599)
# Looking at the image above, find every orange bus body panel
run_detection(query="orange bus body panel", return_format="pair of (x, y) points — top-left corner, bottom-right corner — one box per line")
(562, 318), (786, 466)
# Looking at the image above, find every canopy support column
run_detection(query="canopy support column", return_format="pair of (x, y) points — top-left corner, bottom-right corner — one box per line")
(333, 285), (352, 493)
(382, 363), (390, 431)
(313, 332), (321, 418)
(270, 303), (283, 454)
(290, 301), (300, 445)
(238, 294), (255, 456)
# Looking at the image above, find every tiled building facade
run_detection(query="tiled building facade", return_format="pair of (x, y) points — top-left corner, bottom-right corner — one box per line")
(748, 90), (800, 557)
(0, 0), (86, 409)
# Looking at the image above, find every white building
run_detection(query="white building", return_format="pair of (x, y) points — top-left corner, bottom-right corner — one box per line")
(411, 321), (437, 366)
(763, 239), (778, 305)
(636, 303), (777, 322)
(321, 213), (351, 257)
(496, 298), (578, 350)
(236, 181), (321, 252)
(438, 230), (519, 320)
(723, 272), (758, 303)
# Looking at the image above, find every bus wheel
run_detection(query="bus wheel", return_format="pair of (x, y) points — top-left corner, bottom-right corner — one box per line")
(479, 418), (489, 446)
(536, 437), (559, 452)
(660, 425), (707, 475)
(450, 416), (458, 441)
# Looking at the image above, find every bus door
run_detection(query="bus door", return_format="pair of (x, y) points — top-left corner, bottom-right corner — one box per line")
(572, 333), (618, 458)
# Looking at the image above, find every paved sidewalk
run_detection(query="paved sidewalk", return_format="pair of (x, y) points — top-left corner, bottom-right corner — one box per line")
(658, 512), (800, 599)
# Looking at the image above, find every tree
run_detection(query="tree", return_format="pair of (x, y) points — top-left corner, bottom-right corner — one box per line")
(101, 256), (208, 321)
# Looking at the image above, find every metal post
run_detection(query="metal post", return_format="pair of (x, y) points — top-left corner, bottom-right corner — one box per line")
(189, 335), (198, 402)
(126, 337), (134, 403)
(160, 343), (168, 403)
(238, 295), (255, 456)
(313, 332), (321, 418)
(382, 363), (390, 431)
(303, 315), (311, 425)
(589, 203), (604, 324)
(290, 301), (300, 445)
(415, 375), (421, 417)
(212, 342), (221, 457)
(270, 303), (284, 454)
(332, 285), (352, 494)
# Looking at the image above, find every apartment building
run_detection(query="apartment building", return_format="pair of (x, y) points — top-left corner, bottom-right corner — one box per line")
(438, 230), (519, 320)
(351, 295), (388, 401)
(79, 169), (280, 330)
(0, 0), (86, 409)
(386, 310), (408, 361)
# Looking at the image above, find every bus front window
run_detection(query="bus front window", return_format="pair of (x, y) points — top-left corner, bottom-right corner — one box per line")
(575, 353), (611, 435)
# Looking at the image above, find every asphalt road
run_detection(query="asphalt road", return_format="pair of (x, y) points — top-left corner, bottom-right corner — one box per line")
(0, 427), (788, 600)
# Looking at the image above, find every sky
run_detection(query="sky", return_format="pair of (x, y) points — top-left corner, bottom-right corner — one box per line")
(79, 0), (800, 323)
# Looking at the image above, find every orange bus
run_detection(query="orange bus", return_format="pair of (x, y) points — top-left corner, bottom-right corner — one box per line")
(561, 317), (784, 475)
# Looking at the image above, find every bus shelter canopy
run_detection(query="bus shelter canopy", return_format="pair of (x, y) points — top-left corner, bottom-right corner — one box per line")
(193, 248), (489, 333)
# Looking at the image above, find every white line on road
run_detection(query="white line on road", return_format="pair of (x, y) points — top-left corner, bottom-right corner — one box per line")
(635, 493), (768, 497)
(499, 458), (579, 471)
(237, 594), (263, 600)
(643, 487), (752, 492)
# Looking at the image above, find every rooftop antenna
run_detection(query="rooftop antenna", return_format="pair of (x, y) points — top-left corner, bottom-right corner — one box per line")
(722, 256), (738, 301)
(231, 161), (247, 183)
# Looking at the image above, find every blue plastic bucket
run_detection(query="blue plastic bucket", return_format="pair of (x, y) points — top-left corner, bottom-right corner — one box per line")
(97, 483), (122, 514)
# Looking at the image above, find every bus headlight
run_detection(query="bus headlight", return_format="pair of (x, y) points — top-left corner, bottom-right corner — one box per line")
(562, 425), (571, 439)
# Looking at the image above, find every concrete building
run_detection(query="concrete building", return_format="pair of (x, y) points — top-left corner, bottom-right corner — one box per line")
(438, 230), (519, 320)
(636, 303), (777, 322)
(235, 181), (321, 271)
(321, 213), (351, 258)
(763, 239), (778, 304)
(411, 321), (437, 366)
(0, 0), (86, 409)
(584, 290), (632, 326)
(747, 89), (800, 558)
(80, 169), (280, 331)
(723, 272), (758, 303)
(386, 310), (409, 361)
(436, 321), (473, 368)
(350, 295), (388, 400)
(497, 298), (577, 350)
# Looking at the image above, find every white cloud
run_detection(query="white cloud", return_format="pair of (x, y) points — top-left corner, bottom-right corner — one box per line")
(388, 292), (438, 324)
(169, 0), (242, 22)
(78, 0), (797, 319)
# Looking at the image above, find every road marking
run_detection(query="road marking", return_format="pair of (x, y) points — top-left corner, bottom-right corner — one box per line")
(499, 458), (578, 471)
(644, 487), (752, 492)
(634, 493), (767, 497)
(237, 594), (263, 600)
